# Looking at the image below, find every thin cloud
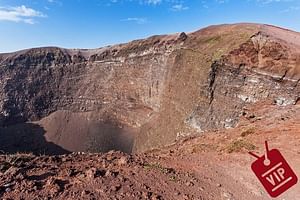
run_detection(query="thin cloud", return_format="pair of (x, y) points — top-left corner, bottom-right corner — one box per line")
(256, 0), (295, 4)
(145, 0), (162, 5)
(171, 4), (189, 11)
(0, 5), (45, 24)
(215, 0), (228, 3)
(110, 0), (182, 6)
(110, 0), (161, 5)
(280, 5), (300, 12)
(121, 17), (148, 24)
(47, 0), (63, 6)
(212, 0), (296, 4)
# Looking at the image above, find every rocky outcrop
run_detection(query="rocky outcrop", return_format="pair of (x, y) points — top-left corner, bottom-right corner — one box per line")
(0, 23), (299, 154)
(187, 32), (300, 131)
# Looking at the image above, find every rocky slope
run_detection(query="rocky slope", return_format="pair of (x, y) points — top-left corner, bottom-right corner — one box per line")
(0, 23), (299, 156)
(0, 102), (299, 200)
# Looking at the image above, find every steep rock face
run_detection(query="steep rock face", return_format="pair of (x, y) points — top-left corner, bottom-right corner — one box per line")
(187, 32), (300, 132)
(133, 24), (262, 151)
(0, 23), (299, 154)
(0, 34), (184, 153)
(0, 48), (73, 124)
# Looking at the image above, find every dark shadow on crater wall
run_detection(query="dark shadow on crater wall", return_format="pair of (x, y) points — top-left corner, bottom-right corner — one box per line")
(0, 116), (136, 155)
(84, 120), (135, 154)
(0, 123), (70, 155)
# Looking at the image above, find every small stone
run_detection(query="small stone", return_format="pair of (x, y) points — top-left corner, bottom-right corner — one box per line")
(151, 194), (162, 200)
(118, 156), (128, 166)
(5, 188), (11, 193)
(111, 184), (121, 192)
(3, 182), (14, 188)
(174, 191), (180, 196)
(85, 168), (98, 179)
(77, 173), (86, 179)
(142, 184), (150, 190)
(185, 181), (194, 186)
(49, 187), (60, 197)
(105, 170), (112, 177)
(46, 177), (55, 186)
(15, 173), (25, 180)
(217, 183), (222, 187)
(106, 155), (113, 161)
(61, 157), (70, 162)
(105, 170), (118, 177)
(223, 191), (233, 200)
(4, 167), (18, 176)
(81, 190), (90, 196)
(118, 175), (125, 182)
(67, 169), (76, 177)
(248, 114), (255, 119)
(142, 191), (149, 198)
(178, 32), (188, 41)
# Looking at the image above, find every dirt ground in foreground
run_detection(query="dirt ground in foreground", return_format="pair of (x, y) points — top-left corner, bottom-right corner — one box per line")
(0, 102), (300, 200)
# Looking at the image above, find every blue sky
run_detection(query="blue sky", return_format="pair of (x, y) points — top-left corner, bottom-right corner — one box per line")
(0, 0), (299, 53)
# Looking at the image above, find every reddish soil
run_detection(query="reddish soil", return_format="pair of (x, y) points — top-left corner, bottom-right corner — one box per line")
(1, 102), (299, 200)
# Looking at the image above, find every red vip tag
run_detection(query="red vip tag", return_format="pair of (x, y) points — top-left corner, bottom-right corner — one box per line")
(249, 141), (298, 198)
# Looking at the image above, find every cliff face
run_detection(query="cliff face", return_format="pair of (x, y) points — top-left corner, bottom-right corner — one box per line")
(187, 31), (300, 133)
(0, 23), (299, 154)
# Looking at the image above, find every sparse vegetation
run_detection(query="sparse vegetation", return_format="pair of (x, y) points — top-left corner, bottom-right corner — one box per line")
(241, 127), (256, 137)
(169, 175), (178, 182)
(143, 162), (174, 174)
(143, 162), (177, 182)
(204, 35), (222, 45)
(226, 139), (256, 153)
(191, 143), (217, 153)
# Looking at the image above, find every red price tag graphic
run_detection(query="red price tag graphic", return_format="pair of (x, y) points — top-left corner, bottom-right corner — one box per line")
(249, 141), (298, 198)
